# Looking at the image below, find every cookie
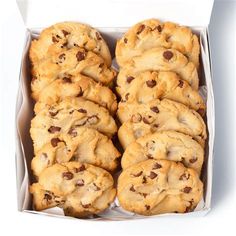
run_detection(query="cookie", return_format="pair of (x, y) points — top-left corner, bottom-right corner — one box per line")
(120, 47), (199, 90)
(116, 19), (200, 68)
(117, 159), (203, 215)
(30, 97), (117, 153)
(34, 73), (117, 115)
(30, 22), (112, 66)
(31, 47), (116, 100)
(30, 162), (116, 218)
(122, 131), (204, 175)
(116, 70), (205, 114)
(117, 99), (206, 148)
(31, 127), (120, 176)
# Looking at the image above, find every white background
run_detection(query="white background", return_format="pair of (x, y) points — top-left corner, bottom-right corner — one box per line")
(0, 0), (235, 235)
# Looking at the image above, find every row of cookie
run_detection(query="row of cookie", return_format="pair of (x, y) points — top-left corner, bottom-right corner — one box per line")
(30, 22), (118, 115)
(29, 22), (120, 217)
(115, 19), (206, 215)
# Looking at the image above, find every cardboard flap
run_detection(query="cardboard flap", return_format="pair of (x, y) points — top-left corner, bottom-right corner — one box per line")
(16, 0), (214, 29)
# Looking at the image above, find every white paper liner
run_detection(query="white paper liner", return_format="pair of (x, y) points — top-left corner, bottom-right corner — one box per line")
(15, 26), (214, 220)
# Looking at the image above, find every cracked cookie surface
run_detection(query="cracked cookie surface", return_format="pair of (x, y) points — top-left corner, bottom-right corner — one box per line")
(117, 99), (206, 148)
(31, 47), (116, 100)
(30, 162), (116, 218)
(34, 73), (117, 115)
(30, 22), (112, 67)
(31, 97), (117, 153)
(116, 19), (200, 68)
(116, 70), (205, 114)
(31, 127), (120, 176)
(119, 47), (198, 90)
(117, 159), (203, 215)
(122, 130), (204, 174)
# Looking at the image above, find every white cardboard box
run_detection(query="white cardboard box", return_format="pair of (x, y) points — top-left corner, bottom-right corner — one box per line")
(15, 0), (215, 220)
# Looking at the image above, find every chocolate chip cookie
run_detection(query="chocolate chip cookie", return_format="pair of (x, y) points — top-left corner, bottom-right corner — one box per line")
(122, 130), (204, 175)
(31, 47), (116, 100)
(30, 162), (116, 218)
(34, 73), (117, 115)
(116, 70), (205, 114)
(31, 127), (120, 176)
(30, 22), (112, 67)
(117, 99), (206, 148)
(30, 97), (117, 153)
(117, 159), (203, 215)
(116, 19), (200, 68)
(119, 47), (198, 90)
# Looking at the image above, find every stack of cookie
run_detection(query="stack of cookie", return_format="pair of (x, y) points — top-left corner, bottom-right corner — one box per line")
(28, 22), (120, 217)
(115, 19), (206, 215)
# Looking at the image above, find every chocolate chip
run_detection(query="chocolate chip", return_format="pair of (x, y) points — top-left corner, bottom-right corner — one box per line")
(142, 176), (147, 184)
(75, 179), (84, 187)
(155, 25), (162, 32)
(146, 80), (157, 88)
(153, 163), (162, 169)
(137, 24), (145, 34)
(62, 30), (69, 36)
(133, 171), (143, 177)
(149, 171), (157, 179)
(126, 76), (135, 83)
(99, 63), (104, 68)
(189, 157), (198, 163)
(58, 53), (66, 60)
(78, 108), (87, 113)
(163, 50), (174, 60)
(61, 42), (68, 48)
(179, 173), (190, 181)
(75, 164), (86, 172)
(93, 183), (101, 191)
(68, 128), (77, 137)
(81, 203), (91, 208)
(145, 205), (150, 210)
(131, 113), (142, 123)
(129, 185), (135, 192)
(76, 87), (83, 97)
(76, 51), (85, 61)
(143, 115), (154, 124)
(48, 126), (61, 133)
(96, 32), (102, 40)
(147, 154), (154, 159)
(52, 36), (59, 43)
(143, 117), (151, 124)
(125, 93), (130, 101)
(62, 77), (72, 83)
(153, 124), (159, 128)
(44, 193), (52, 201)
(141, 193), (148, 198)
(150, 106), (159, 113)
(51, 138), (61, 147)
(87, 115), (99, 124)
(49, 110), (58, 117)
(62, 171), (74, 180)
(182, 186), (192, 193)
(178, 80), (184, 88)
(124, 38), (128, 43)
(69, 109), (75, 114)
